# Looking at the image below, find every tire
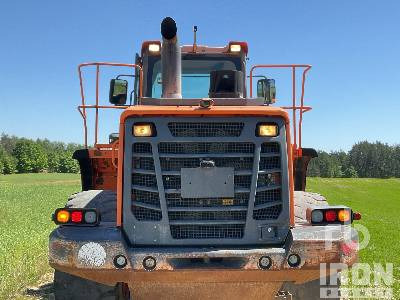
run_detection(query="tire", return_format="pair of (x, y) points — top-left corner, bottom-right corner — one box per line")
(285, 192), (339, 299)
(54, 271), (129, 300)
(293, 191), (328, 223)
(65, 190), (117, 222)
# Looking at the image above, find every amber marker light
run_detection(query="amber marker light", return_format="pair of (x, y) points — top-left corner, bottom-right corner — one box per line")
(338, 209), (351, 222)
(56, 210), (70, 223)
(257, 124), (279, 137)
(133, 124), (154, 137)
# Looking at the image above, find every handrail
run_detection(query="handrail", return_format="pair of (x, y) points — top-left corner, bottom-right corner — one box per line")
(249, 64), (312, 150)
(78, 62), (143, 147)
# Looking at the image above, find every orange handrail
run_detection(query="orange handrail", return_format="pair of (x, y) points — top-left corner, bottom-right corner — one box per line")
(78, 62), (143, 147)
(249, 64), (312, 150)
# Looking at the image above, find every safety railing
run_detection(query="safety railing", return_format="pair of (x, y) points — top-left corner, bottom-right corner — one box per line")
(77, 62), (143, 147)
(249, 64), (312, 151)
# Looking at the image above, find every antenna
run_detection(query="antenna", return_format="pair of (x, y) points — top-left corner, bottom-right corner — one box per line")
(193, 25), (198, 53)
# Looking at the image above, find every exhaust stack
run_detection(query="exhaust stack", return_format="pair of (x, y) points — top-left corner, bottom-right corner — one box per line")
(161, 17), (182, 98)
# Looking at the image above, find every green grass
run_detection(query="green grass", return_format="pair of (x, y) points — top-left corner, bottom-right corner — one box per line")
(307, 178), (400, 298)
(0, 173), (80, 299)
(0, 175), (398, 298)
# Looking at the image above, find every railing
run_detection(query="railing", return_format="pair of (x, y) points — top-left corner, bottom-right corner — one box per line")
(77, 62), (312, 152)
(249, 65), (312, 151)
(77, 62), (143, 147)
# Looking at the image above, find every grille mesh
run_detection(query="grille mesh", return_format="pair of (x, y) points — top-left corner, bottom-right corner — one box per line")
(132, 173), (157, 187)
(170, 224), (244, 239)
(132, 157), (154, 170)
(257, 173), (281, 187)
(261, 143), (280, 154)
(159, 142), (254, 154)
(259, 156), (280, 170)
(253, 143), (283, 221)
(168, 122), (244, 137)
(254, 189), (281, 206)
(163, 175), (181, 190)
(234, 175), (252, 188)
(253, 205), (282, 220)
(160, 157), (253, 171)
(132, 206), (162, 221)
(133, 143), (152, 153)
(129, 127), (284, 240)
(169, 211), (246, 221)
(132, 189), (160, 207)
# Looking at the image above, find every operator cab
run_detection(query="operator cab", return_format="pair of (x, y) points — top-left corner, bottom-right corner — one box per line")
(109, 40), (276, 106)
(142, 43), (246, 99)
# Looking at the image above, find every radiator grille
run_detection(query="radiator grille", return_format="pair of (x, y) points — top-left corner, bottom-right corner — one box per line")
(132, 157), (154, 170)
(253, 143), (283, 220)
(131, 143), (161, 221)
(129, 122), (285, 242)
(159, 142), (254, 154)
(132, 189), (160, 207)
(132, 206), (162, 221)
(253, 205), (282, 220)
(170, 224), (245, 239)
(168, 211), (247, 221)
(160, 157), (254, 171)
(168, 122), (244, 137)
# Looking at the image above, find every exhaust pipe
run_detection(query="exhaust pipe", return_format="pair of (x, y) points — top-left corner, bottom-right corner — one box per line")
(161, 17), (182, 98)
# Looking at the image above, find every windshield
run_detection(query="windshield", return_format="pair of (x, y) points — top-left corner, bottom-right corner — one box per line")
(146, 54), (243, 98)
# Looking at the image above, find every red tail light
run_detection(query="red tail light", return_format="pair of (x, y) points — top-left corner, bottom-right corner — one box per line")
(71, 211), (83, 223)
(325, 210), (337, 222)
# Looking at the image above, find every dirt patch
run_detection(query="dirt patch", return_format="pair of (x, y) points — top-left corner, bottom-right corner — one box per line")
(24, 273), (54, 300)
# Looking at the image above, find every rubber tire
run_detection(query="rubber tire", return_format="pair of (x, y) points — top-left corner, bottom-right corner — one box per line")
(54, 270), (129, 300)
(65, 190), (117, 222)
(282, 191), (339, 300)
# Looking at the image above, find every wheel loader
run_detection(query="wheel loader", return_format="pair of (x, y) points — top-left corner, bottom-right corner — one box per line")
(49, 17), (361, 299)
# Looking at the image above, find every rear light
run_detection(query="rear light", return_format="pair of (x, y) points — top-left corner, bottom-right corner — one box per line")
(353, 212), (362, 220)
(56, 210), (70, 224)
(325, 210), (337, 222)
(53, 208), (99, 226)
(338, 209), (351, 222)
(71, 211), (83, 223)
(308, 207), (356, 225)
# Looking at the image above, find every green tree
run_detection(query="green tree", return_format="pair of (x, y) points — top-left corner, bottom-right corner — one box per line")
(58, 151), (79, 173)
(13, 140), (48, 173)
(344, 166), (358, 178)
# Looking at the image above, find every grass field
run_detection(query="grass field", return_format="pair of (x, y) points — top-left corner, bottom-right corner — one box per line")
(0, 174), (399, 299)
(0, 174), (80, 299)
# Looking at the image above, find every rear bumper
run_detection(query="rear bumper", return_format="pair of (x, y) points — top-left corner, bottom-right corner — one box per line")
(49, 223), (358, 286)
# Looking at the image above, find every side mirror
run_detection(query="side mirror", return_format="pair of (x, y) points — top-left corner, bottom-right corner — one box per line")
(257, 78), (276, 105)
(109, 79), (128, 105)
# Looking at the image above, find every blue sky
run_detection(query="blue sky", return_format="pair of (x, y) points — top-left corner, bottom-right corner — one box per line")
(0, 0), (399, 151)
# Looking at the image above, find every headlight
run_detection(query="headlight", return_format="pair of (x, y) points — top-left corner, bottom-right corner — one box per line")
(133, 123), (155, 137)
(257, 123), (278, 137)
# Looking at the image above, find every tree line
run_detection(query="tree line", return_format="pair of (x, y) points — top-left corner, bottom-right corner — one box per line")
(307, 141), (400, 178)
(0, 134), (81, 174)
(0, 134), (399, 178)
